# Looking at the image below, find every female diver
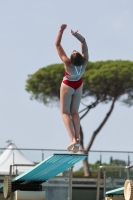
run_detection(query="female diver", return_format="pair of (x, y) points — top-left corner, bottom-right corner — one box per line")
(55, 24), (88, 153)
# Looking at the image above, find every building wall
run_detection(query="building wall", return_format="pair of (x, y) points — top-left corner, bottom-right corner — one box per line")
(73, 188), (103, 200)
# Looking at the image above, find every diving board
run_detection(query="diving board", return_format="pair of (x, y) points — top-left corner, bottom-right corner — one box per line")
(3, 153), (87, 199)
(106, 187), (124, 195)
(12, 153), (87, 183)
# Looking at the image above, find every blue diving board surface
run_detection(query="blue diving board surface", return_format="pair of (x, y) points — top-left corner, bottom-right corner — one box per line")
(12, 153), (87, 183)
(106, 187), (124, 195)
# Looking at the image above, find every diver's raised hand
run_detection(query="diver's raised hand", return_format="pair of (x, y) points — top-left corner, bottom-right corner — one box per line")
(60, 24), (67, 31)
(71, 29), (78, 35)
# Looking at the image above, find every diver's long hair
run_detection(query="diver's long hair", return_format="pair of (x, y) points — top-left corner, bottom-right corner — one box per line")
(70, 52), (85, 66)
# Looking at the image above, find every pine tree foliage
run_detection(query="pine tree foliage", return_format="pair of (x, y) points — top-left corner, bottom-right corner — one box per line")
(26, 60), (133, 106)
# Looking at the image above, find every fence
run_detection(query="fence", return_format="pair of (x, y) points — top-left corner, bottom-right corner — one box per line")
(0, 148), (133, 172)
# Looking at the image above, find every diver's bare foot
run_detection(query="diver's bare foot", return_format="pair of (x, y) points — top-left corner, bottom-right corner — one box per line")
(73, 139), (80, 153)
(67, 141), (77, 151)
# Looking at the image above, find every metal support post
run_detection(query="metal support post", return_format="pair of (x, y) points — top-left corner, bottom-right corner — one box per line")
(103, 171), (106, 198)
(42, 150), (44, 161)
(128, 154), (130, 166)
(100, 153), (102, 165)
(96, 167), (101, 200)
(68, 166), (73, 200)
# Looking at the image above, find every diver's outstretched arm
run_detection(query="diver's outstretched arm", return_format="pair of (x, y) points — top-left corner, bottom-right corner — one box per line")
(55, 24), (70, 64)
(71, 30), (89, 62)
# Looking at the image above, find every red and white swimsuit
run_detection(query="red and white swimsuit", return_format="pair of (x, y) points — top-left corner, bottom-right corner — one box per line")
(62, 66), (84, 90)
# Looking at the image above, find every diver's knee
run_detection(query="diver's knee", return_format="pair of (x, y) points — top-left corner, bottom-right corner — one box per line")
(70, 112), (79, 117)
(62, 111), (71, 116)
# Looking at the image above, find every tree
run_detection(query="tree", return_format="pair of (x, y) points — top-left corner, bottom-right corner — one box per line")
(26, 64), (64, 104)
(82, 60), (133, 149)
(26, 60), (133, 176)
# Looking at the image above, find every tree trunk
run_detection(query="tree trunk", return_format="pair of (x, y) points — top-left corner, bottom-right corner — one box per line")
(79, 125), (84, 150)
(79, 99), (99, 120)
(79, 100), (100, 177)
(85, 97), (117, 151)
(82, 155), (91, 177)
(79, 126), (91, 177)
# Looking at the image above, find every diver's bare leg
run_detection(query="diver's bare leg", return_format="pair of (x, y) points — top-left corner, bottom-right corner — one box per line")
(60, 83), (77, 150)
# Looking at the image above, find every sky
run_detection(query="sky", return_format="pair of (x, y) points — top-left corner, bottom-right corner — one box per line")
(0, 0), (133, 165)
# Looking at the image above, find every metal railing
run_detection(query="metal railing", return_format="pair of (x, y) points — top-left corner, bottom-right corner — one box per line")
(0, 148), (133, 162)
(0, 148), (133, 176)
(0, 148), (133, 172)
(9, 164), (35, 177)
